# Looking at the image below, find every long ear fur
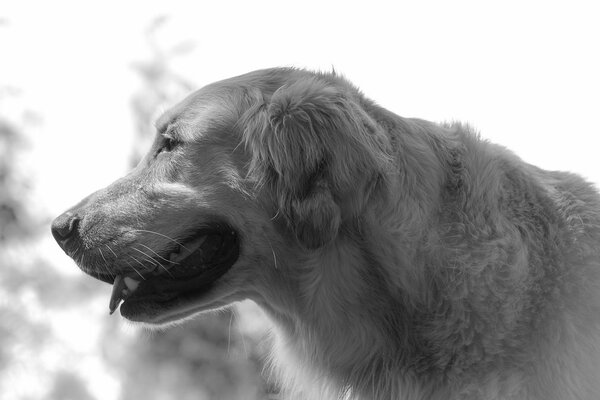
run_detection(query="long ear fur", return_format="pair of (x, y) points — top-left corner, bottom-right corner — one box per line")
(242, 76), (391, 249)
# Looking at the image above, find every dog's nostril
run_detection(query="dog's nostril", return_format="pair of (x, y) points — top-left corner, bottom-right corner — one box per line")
(51, 212), (81, 243)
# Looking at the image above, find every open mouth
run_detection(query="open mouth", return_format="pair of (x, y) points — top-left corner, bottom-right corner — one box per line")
(87, 222), (240, 317)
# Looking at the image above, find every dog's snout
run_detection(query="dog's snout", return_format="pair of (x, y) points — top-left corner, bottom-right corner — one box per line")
(51, 211), (81, 248)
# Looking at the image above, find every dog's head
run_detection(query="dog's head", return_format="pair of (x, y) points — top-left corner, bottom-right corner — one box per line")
(51, 68), (391, 325)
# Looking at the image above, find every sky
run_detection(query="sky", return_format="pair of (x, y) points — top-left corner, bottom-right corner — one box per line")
(1, 1), (599, 399)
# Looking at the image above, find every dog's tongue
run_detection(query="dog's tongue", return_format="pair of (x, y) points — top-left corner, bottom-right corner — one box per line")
(109, 275), (140, 314)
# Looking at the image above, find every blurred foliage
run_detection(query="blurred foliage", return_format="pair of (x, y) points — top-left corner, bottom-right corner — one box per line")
(48, 371), (95, 400)
(0, 88), (108, 397)
(0, 90), (44, 371)
(108, 313), (269, 400)
(0, 118), (33, 241)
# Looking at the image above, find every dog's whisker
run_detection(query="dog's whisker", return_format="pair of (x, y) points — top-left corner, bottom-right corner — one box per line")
(129, 254), (152, 271)
(156, 261), (174, 278)
(232, 307), (249, 359)
(137, 243), (179, 265)
(125, 259), (146, 280)
(98, 247), (109, 264)
(231, 139), (244, 155)
(129, 229), (190, 251)
(98, 258), (114, 280)
(131, 247), (160, 266)
(131, 247), (174, 278)
(105, 244), (119, 259)
(227, 311), (234, 355)
(97, 248), (116, 278)
(72, 245), (83, 263)
(265, 236), (278, 270)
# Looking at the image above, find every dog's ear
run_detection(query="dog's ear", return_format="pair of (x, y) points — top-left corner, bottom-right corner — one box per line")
(242, 77), (390, 249)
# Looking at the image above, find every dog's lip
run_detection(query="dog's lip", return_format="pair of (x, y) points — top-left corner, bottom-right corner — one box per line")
(103, 224), (239, 315)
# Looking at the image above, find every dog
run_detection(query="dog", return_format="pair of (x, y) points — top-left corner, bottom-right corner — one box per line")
(52, 68), (600, 399)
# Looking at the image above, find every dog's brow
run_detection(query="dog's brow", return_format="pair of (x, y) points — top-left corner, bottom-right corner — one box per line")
(155, 113), (172, 134)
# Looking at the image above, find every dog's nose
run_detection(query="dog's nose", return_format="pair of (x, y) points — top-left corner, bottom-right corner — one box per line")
(51, 211), (81, 248)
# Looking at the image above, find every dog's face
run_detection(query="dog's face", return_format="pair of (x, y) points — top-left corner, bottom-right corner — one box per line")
(51, 88), (271, 325)
(51, 69), (391, 326)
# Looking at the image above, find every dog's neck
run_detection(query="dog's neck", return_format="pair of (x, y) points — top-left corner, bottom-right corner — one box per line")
(257, 232), (444, 399)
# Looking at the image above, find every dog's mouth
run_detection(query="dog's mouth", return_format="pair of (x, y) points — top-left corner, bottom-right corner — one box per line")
(86, 222), (240, 319)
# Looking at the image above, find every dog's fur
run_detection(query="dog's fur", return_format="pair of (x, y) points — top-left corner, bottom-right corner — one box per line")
(53, 68), (600, 399)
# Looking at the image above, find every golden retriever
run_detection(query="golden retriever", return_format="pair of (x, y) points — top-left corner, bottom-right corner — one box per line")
(52, 68), (600, 399)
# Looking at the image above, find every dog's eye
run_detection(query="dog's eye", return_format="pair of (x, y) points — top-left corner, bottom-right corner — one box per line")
(158, 133), (179, 154)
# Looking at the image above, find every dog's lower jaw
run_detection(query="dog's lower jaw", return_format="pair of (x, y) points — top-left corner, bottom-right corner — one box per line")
(120, 272), (249, 327)
(120, 293), (230, 326)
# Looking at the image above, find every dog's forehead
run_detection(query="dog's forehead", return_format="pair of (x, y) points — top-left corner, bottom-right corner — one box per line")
(156, 87), (239, 140)
(156, 68), (320, 140)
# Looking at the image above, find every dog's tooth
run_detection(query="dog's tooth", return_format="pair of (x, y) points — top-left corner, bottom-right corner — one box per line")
(124, 276), (140, 292)
(109, 275), (126, 315)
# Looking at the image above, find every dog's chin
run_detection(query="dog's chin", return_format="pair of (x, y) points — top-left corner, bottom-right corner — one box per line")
(85, 222), (240, 324)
